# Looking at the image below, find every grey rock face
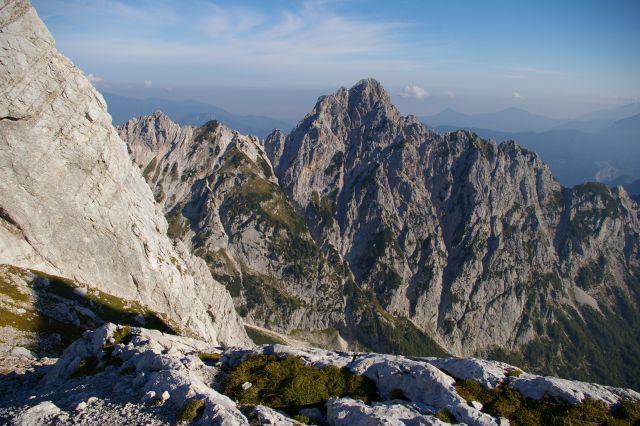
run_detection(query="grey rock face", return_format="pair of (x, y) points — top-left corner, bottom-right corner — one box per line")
(0, 0), (249, 347)
(265, 79), (640, 387)
(119, 113), (347, 336)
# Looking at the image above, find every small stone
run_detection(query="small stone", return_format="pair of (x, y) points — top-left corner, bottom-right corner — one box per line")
(75, 402), (87, 411)
(72, 287), (88, 297)
(161, 390), (170, 401)
(142, 391), (156, 403)
(471, 400), (483, 410)
(87, 397), (98, 404)
(241, 381), (252, 390)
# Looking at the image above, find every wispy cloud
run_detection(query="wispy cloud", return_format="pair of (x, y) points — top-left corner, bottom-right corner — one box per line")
(447, 90), (455, 99)
(144, 80), (153, 88)
(503, 74), (526, 79)
(513, 91), (524, 99)
(86, 73), (103, 84)
(45, 0), (421, 85)
(400, 84), (429, 99)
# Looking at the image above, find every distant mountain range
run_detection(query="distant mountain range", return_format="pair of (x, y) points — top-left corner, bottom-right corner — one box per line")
(422, 103), (640, 134)
(102, 92), (294, 139)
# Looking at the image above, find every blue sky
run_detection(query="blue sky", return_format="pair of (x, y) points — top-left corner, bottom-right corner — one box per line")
(32, 0), (640, 119)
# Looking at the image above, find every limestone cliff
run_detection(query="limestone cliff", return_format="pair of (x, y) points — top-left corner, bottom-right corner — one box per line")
(0, 0), (249, 347)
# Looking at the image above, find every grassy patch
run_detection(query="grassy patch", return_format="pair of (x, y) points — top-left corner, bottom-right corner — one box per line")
(176, 398), (206, 423)
(310, 191), (336, 227)
(113, 326), (133, 345)
(506, 368), (522, 378)
(166, 203), (190, 240)
(435, 408), (456, 423)
(0, 265), (178, 357)
(455, 379), (640, 425)
(223, 354), (378, 417)
(198, 352), (221, 365)
(344, 280), (448, 357)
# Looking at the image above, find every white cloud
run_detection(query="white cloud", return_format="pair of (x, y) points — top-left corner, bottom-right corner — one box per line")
(513, 91), (524, 99)
(503, 74), (526, 79)
(86, 73), (103, 83)
(447, 90), (455, 99)
(400, 84), (430, 99)
(144, 80), (152, 88)
(45, 0), (423, 85)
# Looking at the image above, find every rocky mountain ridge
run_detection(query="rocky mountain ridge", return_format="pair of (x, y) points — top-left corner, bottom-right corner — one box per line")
(265, 79), (640, 387)
(121, 79), (640, 388)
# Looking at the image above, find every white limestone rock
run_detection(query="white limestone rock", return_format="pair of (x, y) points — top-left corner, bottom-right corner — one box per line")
(326, 398), (449, 426)
(43, 323), (249, 425)
(509, 373), (640, 406)
(0, 0), (249, 347)
(428, 357), (514, 389)
(349, 354), (500, 426)
(10, 401), (65, 426)
(250, 405), (302, 425)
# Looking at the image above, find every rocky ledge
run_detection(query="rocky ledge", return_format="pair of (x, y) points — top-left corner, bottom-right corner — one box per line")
(1, 324), (638, 425)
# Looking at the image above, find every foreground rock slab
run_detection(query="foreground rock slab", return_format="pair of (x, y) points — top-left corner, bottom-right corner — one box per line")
(2, 324), (639, 425)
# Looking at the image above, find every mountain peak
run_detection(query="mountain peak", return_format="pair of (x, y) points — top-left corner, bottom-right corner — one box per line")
(348, 78), (391, 108)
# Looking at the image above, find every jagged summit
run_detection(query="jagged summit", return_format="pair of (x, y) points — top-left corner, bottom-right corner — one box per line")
(346, 78), (392, 110)
(304, 78), (400, 131)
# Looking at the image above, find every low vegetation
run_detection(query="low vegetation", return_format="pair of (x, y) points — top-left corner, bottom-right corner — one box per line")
(223, 354), (378, 417)
(176, 398), (206, 423)
(455, 379), (640, 425)
(344, 280), (448, 357)
(71, 356), (99, 378)
(198, 352), (221, 364)
(0, 265), (176, 357)
(435, 409), (456, 423)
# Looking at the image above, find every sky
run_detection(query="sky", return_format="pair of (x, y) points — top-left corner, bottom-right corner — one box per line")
(32, 0), (640, 121)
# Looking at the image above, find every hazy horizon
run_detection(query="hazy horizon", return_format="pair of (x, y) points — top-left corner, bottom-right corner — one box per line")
(32, 0), (640, 121)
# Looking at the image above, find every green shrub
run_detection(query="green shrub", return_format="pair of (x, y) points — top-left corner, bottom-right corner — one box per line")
(71, 356), (99, 378)
(223, 354), (378, 416)
(435, 408), (456, 423)
(389, 388), (409, 401)
(113, 326), (132, 345)
(455, 379), (640, 425)
(176, 398), (206, 423)
(198, 352), (221, 364)
(507, 369), (522, 377)
(293, 414), (312, 424)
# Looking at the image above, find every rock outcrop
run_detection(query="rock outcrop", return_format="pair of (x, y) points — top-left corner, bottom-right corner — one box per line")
(2, 324), (638, 425)
(0, 0), (249, 347)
